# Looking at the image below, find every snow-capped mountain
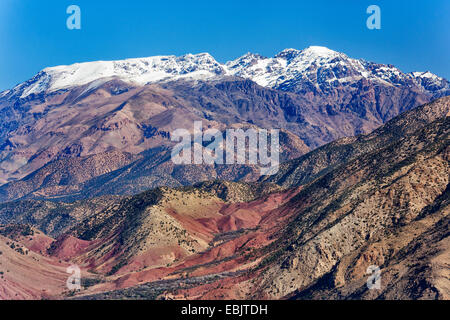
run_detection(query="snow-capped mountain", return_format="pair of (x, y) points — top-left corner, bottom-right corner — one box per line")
(226, 46), (355, 88)
(5, 46), (449, 99)
(0, 45), (449, 198)
(11, 53), (227, 99)
(227, 46), (449, 95)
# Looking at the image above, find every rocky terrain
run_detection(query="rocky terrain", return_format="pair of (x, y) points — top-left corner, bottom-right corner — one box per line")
(0, 47), (448, 202)
(0, 224), (93, 299)
(255, 104), (449, 299)
(0, 97), (448, 300)
(0, 195), (119, 237)
(263, 96), (450, 188)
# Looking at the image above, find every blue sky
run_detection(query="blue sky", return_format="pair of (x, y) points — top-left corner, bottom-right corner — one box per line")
(0, 0), (448, 91)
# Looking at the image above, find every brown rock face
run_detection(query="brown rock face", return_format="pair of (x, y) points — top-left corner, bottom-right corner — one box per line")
(0, 79), (313, 201)
(255, 102), (449, 300)
(0, 97), (447, 300)
(0, 76), (445, 202)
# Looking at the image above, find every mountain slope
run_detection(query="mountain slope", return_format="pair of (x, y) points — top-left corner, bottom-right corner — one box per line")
(74, 100), (449, 299)
(262, 96), (450, 188)
(252, 115), (449, 299)
(0, 195), (119, 237)
(0, 97), (447, 300)
(0, 78), (310, 198)
(0, 47), (448, 203)
(0, 81), (446, 202)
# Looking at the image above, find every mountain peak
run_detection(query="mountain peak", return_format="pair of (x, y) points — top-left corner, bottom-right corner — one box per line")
(274, 46), (342, 62)
(302, 46), (337, 55)
(298, 46), (343, 62)
(274, 48), (301, 59)
(12, 52), (226, 98)
(6, 47), (448, 100)
(274, 46), (339, 59)
(225, 52), (267, 71)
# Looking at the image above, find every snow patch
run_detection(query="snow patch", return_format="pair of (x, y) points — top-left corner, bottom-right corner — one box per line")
(9, 47), (449, 99)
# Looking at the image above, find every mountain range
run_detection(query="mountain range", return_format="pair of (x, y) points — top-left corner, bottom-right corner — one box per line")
(0, 46), (448, 300)
(0, 47), (448, 201)
(0, 96), (448, 299)
(5, 46), (449, 99)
